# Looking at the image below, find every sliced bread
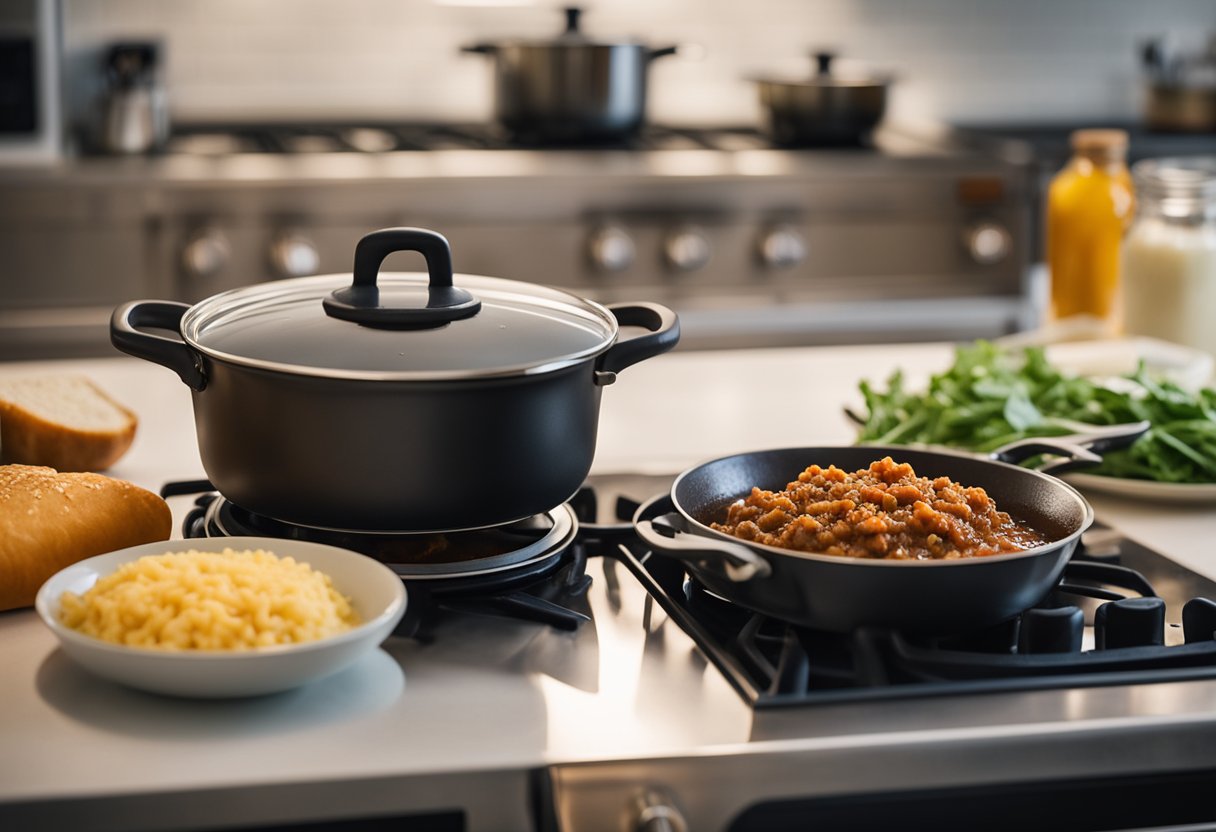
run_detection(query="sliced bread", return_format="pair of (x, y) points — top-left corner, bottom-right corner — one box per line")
(0, 376), (138, 472)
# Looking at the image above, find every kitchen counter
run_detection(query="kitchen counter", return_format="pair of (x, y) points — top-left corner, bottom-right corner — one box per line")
(2, 343), (1215, 831)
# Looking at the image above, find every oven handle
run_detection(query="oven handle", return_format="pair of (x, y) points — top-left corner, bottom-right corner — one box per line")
(111, 300), (207, 391)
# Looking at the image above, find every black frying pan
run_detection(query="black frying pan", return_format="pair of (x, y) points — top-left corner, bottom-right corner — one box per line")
(634, 426), (1147, 634)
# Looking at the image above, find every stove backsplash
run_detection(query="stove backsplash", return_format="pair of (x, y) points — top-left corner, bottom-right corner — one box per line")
(62, 0), (1213, 130)
(9, 1), (1206, 360)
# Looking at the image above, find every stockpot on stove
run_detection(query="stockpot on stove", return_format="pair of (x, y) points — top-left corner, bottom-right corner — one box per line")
(112, 227), (679, 533)
(461, 6), (678, 143)
(753, 51), (892, 146)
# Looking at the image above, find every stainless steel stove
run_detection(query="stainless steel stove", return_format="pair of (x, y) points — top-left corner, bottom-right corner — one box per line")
(150, 472), (1216, 831)
(629, 498), (1216, 705)
(546, 477), (1216, 831)
(0, 121), (1033, 359)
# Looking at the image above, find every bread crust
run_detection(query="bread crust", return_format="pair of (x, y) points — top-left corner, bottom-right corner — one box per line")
(0, 465), (171, 612)
(0, 399), (137, 472)
(0, 378), (138, 472)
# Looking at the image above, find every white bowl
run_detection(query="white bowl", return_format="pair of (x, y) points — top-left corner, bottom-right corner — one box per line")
(35, 536), (407, 698)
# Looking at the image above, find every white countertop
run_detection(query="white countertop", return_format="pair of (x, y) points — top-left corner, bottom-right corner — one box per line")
(2, 343), (1215, 831)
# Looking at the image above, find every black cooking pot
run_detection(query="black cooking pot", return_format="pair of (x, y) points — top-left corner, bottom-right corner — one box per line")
(753, 51), (891, 146)
(462, 6), (678, 143)
(635, 429), (1146, 633)
(112, 227), (679, 532)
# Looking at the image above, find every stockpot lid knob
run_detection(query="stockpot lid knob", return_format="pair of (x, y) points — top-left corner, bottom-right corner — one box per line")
(322, 228), (481, 329)
(813, 50), (836, 76)
(564, 6), (583, 36)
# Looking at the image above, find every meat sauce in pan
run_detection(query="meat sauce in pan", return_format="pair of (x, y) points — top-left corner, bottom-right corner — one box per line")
(711, 457), (1045, 560)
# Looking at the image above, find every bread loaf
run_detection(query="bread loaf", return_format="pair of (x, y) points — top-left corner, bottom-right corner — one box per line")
(0, 376), (138, 472)
(0, 465), (171, 611)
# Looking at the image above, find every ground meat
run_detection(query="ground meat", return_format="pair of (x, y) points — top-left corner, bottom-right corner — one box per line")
(710, 457), (1045, 560)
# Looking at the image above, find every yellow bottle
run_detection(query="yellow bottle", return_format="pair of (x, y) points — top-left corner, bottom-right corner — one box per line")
(1046, 129), (1135, 324)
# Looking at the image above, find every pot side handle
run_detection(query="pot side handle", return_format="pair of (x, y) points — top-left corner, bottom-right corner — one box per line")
(595, 302), (680, 385)
(636, 513), (772, 583)
(110, 301), (207, 391)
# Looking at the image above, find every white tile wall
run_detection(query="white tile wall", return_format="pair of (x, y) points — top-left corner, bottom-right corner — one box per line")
(62, 0), (1216, 126)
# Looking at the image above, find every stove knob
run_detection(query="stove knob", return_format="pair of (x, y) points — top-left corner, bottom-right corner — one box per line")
(757, 225), (808, 269)
(1183, 598), (1216, 644)
(587, 225), (636, 273)
(181, 228), (230, 279)
(631, 791), (687, 832)
(1095, 597), (1166, 649)
(1018, 605), (1083, 654)
(663, 226), (711, 273)
(269, 231), (320, 279)
(964, 221), (1012, 265)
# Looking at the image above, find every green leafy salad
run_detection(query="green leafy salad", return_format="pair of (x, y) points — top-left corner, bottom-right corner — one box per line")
(856, 342), (1216, 484)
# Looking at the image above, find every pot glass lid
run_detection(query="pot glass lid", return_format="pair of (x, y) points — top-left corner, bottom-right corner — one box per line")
(180, 272), (618, 379)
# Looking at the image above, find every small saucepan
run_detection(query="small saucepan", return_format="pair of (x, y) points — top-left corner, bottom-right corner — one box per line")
(635, 426), (1147, 633)
(753, 51), (892, 146)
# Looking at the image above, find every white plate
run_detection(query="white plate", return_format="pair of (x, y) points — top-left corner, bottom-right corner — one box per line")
(1063, 473), (1216, 505)
(35, 536), (407, 698)
(994, 331), (1214, 391)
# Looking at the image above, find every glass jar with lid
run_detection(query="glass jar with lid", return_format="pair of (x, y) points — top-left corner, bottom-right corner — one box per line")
(1121, 157), (1216, 355)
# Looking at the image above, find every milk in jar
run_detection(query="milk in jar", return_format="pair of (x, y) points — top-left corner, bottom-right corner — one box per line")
(1122, 157), (1216, 356)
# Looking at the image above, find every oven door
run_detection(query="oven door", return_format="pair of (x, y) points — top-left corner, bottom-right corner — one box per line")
(542, 743), (1216, 831)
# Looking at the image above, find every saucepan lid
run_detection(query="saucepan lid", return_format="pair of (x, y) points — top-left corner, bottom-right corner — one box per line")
(753, 50), (893, 89)
(462, 6), (654, 52)
(179, 228), (619, 381)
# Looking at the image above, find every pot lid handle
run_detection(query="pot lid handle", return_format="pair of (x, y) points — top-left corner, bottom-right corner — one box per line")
(323, 228), (481, 328)
(564, 6), (582, 35)
(813, 50), (835, 76)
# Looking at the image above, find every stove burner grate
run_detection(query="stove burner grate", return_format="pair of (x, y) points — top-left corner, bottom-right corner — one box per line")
(398, 542), (593, 641)
(166, 480), (602, 637)
(164, 475), (1216, 710)
(160, 122), (805, 155)
(614, 518), (1216, 709)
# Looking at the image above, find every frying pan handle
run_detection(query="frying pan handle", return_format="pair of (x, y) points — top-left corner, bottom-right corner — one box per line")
(992, 421), (1151, 475)
(594, 303), (681, 385)
(635, 513), (772, 583)
(110, 300), (207, 391)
